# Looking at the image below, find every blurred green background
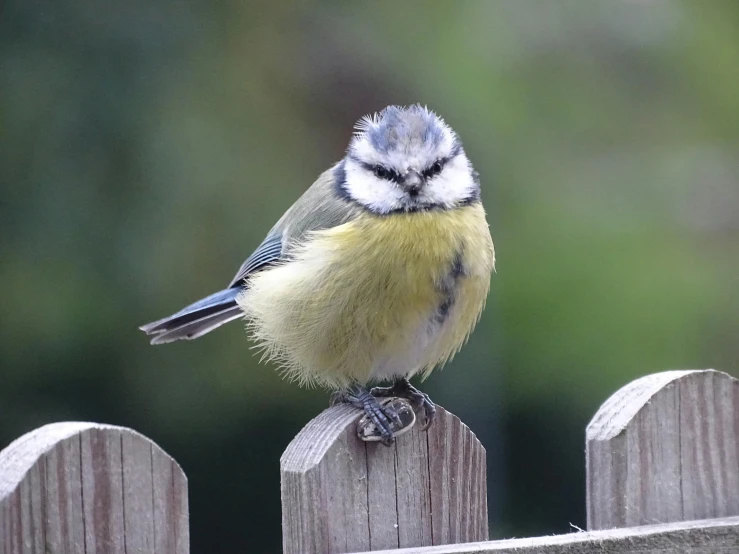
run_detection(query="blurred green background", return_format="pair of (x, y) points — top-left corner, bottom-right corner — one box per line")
(2, 1), (738, 551)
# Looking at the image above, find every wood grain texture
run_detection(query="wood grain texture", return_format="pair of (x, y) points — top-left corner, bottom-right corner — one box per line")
(358, 516), (739, 554)
(281, 404), (487, 554)
(586, 369), (739, 531)
(80, 427), (124, 554)
(0, 422), (189, 554)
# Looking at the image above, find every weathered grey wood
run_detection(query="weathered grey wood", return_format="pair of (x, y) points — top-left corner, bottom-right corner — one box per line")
(357, 516), (739, 553)
(395, 423), (433, 547)
(586, 369), (739, 531)
(80, 426), (125, 554)
(121, 430), (156, 552)
(40, 423), (86, 553)
(152, 440), (190, 554)
(367, 438), (401, 550)
(18, 459), (44, 554)
(0, 422), (189, 554)
(281, 404), (488, 554)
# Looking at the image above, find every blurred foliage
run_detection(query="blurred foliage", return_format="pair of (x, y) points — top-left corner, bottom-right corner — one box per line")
(2, 1), (739, 551)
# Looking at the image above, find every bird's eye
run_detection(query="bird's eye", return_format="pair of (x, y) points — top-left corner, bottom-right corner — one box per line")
(374, 165), (390, 179)
(424, 160), (444, 179)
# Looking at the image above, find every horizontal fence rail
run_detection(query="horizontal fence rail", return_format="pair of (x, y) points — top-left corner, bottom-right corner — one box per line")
(364, 516), (739, 554)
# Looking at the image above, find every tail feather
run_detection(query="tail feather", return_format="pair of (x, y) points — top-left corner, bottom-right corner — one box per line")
(149, 306), (243, 344)
(140, 288), (243, 344)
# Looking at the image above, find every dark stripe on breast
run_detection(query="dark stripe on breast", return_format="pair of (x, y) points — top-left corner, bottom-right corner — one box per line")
(434, 251), (468, 325)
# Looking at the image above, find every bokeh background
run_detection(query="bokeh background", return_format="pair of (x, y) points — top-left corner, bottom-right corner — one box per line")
(2, 1), (738, 551)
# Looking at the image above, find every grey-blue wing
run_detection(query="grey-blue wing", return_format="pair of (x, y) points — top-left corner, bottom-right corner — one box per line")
(228, 234), (284, 288)
(140, 164), (359, 344)
(140, 234), (284, 344)
(229, 166), (362, 286)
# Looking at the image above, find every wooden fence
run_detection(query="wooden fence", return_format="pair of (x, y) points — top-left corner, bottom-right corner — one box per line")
(1, 369), (738, 553)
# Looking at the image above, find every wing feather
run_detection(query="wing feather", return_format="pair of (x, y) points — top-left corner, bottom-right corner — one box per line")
(228, 234), (283, 288)
(140, 164), (362, 344)
(229, 163), (360, 287)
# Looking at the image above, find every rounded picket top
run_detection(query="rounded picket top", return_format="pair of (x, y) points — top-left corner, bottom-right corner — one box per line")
(281, 403), (488, 554)
(0, 422), (188, 554)
(586, 369), (739, 531)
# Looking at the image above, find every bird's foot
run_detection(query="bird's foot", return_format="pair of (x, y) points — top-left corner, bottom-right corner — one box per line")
(331, 387), (414, 446)
(370, 378), (437, 431)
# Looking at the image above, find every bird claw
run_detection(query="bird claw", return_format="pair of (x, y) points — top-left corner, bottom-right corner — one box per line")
(334, 387), (415, 446)
(357, 398), (416, 445)
(370, 378), (437, 430)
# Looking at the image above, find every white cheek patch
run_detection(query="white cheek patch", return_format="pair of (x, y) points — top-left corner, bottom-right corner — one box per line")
(421, 153), (477, 208)
(343, 154), (477, 213)
(343, 158), (407, 213)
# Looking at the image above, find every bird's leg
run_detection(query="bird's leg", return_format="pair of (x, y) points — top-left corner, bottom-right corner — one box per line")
(331, 385), (404, 446)
(370, 378), (437, 430)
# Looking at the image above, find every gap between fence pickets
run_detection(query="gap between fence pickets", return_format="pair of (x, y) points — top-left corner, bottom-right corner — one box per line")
(351, 516), (739, 554)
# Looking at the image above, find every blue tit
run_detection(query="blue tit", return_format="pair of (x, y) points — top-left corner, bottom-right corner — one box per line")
(141, 105), (495, 445)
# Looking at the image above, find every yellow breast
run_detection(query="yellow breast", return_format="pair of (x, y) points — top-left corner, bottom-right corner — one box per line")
(238, 203), (495, 389)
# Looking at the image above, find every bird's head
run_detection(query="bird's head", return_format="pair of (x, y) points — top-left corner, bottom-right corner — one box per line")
(337, 105), (479, 214)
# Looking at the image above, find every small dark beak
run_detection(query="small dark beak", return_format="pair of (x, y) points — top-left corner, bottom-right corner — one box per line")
(402, 169), (424, 196)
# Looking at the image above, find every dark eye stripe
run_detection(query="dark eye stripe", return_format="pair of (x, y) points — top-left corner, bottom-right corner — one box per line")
(348, 153), (451, 183)
(422, 158), (447, 179)
(356, 159), (400, 183)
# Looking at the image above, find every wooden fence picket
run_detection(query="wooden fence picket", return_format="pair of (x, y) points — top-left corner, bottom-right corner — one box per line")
(0, 422), (188, 554)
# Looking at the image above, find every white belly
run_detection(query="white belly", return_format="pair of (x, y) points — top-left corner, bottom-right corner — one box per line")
(368, 307), (456, 382)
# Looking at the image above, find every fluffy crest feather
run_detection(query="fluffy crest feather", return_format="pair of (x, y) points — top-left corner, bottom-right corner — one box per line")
(353, 112), (380, 136)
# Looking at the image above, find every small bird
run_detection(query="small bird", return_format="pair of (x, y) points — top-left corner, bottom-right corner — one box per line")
(140, 105), (495, 445)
